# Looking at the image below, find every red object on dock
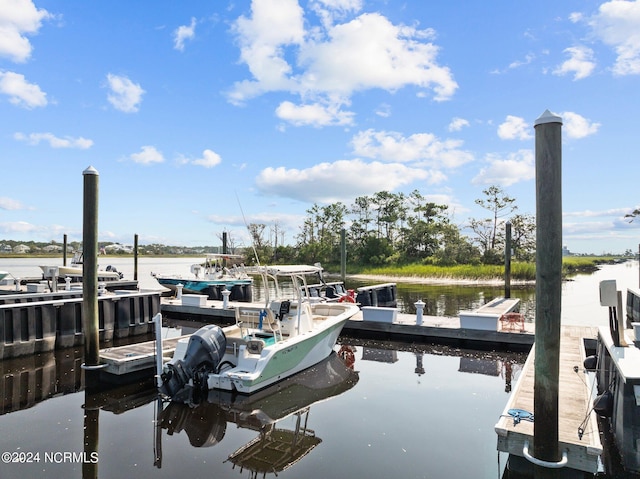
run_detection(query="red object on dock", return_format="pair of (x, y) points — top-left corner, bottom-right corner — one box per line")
(500, 312), (525, 332)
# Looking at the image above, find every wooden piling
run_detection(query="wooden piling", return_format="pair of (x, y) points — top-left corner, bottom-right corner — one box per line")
(505, 221), (511, 299)
(63, 233), (68, 266)
(134, 233), (139, 281)
(340, 228), (346, 282)
(82, 166), (100, 368)
(533, 110), (563, 474)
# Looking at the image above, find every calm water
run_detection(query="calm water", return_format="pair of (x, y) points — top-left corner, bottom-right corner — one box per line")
(0, 258), (638, 478)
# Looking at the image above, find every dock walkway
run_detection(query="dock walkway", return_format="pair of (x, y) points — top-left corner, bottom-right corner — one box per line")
(494, 325), (602, 473)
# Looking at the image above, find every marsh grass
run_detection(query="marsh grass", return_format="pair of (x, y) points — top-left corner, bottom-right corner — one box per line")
(350, 257), (623, 281)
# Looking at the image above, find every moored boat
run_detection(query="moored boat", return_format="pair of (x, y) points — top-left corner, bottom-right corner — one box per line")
(159, 265), (360, 400)
(152, 253), (252, 301)
(39, 251), (123, 282)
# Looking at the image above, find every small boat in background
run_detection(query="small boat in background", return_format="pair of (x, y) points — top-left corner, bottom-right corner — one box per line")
(39, 251), (123, 282)
(152, 253), (252, 301)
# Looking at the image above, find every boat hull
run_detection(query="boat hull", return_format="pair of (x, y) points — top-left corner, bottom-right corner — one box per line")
(156, 277), (253, 301)
(212, 317), (349, 394)
(39, 265), (122, 282)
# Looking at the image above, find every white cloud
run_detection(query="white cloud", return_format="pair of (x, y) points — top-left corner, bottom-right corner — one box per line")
(106, 73), (145, 113)
(191, 149), (222, 168)
(229, 0), (305, 104)
(560, 111), (600, 138)
(448, 117), (469, 132)
(173, 17), (196, 51)
(564, 207), (631, 218)
(375, 103), (391, 117)
(508, 53), (535, 70)
(14, 132), (93, 148)
(310, 0), (363, 29)
(351, 129), (474, 168)
(497, 115), (532, 140)
(256, 158), (434, 203)
(0, 197), (26, 210)
(276, 100), (354, 126)
(0, 70), (47, 108)
(0, 220), (37, 233)
(129, 146), (164, 165)
(553, 46), (596, 80)
(0, 0), (52, 62)
(229, 2), (457, 125)
(472, 149), (534, 186)
(586, 0), (640, 75)
(299, 13), (456, 100)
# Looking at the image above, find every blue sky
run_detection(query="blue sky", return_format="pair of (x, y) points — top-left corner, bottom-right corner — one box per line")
(1, 0), (639, 254)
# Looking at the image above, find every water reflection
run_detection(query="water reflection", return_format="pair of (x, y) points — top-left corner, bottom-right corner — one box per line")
(158, 352), (358, 477)
(0, 339), (525, 479)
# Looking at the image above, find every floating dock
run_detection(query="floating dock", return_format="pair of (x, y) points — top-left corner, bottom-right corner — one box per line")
(0, 290), (160, 359)
(159, 295), (532, 350)
(98, 296), (532, 381)
(494, 325), (603, 474)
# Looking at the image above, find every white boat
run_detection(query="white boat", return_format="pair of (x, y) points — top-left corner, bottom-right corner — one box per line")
(152, 253), (252, 301)
(159, 264), (360, 400)
(0, 271), (9, 282)
(39, 251), (123, 282)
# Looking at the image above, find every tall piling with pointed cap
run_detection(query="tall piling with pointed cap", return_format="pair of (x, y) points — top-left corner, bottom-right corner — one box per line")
(82, 166), (100, 368)
(533, 110), (563, 473)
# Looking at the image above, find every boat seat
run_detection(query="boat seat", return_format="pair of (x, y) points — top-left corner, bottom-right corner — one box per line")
(236, 307), (281, 340)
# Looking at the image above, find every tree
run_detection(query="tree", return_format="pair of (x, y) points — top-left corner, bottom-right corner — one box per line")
(246, 223), (272, 264)
(399, 191), (450, 261)
(625, 208), (640, 222)
(435, 223), (481, 265)
(509, 213), (536, 261)
(296, 202), (347, 264)
(474, 185), (517, 250)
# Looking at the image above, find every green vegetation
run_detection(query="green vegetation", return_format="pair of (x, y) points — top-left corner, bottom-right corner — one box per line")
(561, 255), (625, 275)
(353, 262), (536, 281)
(343, 256), (625, 282)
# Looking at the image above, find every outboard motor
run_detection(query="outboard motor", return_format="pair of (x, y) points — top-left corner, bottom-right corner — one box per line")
(161, 325), (226, 400)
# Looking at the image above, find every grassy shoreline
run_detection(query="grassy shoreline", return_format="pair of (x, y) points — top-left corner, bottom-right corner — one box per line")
(341, 256), (626, 284)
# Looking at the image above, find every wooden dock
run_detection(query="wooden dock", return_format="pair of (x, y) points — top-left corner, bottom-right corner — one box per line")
(494, 325), (603, 473)
(100, 334), (186, 376)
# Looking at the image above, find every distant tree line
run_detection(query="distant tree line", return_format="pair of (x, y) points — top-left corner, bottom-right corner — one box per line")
(246, 185), (537, 267)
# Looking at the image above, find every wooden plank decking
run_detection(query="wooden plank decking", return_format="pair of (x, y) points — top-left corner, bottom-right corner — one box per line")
(100, 335), (187, 375)
(495, 325), (603, 473)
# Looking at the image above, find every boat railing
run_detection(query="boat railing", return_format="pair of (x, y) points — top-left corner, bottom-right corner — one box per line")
(235, 307), (282, 342)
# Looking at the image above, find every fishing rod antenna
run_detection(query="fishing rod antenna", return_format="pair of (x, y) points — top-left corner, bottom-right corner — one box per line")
(235, 192), (261, 266)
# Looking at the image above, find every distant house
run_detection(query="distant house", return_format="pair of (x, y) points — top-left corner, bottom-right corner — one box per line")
(0, 244), (12, 253)
(13, 244), (30, 254)
(43, 244), (63, 253)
